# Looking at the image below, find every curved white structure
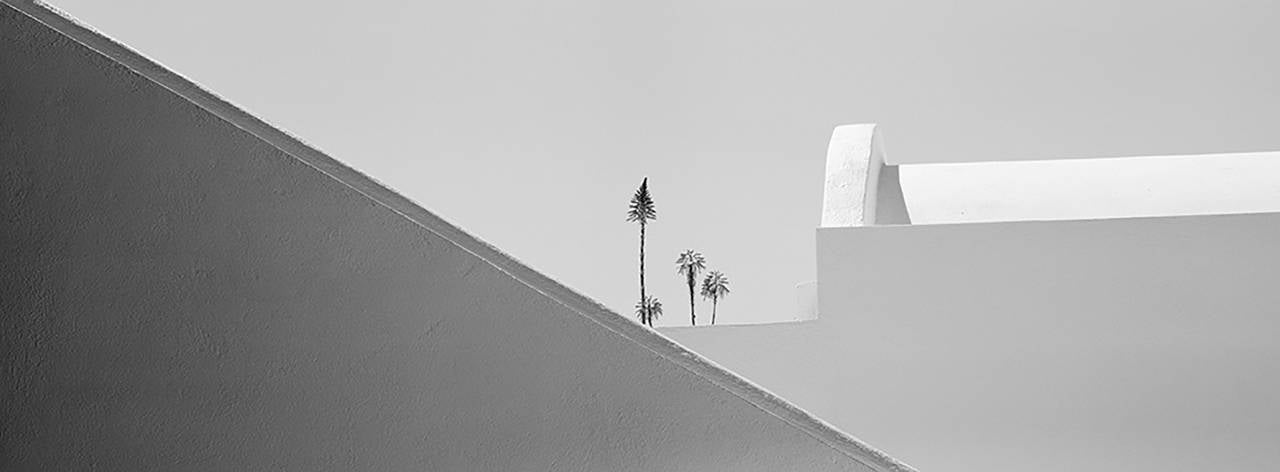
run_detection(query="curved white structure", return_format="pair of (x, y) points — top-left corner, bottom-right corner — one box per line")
(820, 123), (1280, 227)
(822, 124), (910, 227)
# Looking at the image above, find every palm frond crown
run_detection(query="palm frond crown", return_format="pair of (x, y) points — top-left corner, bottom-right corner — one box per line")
(676, 250), (706, 277)
(626, 178), (657, 224)
(700, 271), (730, 300)
(634, 296), (663, 323)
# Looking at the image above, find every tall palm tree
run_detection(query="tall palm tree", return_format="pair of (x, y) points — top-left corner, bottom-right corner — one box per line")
(634, 296), (664, 327)
(675, 250), (707, 325)
(700, 271), (731, 325)
(626, 178), (656, 324)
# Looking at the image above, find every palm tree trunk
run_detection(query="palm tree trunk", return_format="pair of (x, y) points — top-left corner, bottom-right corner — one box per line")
(687, 274), (696, 326)
(639, 223), (648, 326)
(711, 298), (718, 325)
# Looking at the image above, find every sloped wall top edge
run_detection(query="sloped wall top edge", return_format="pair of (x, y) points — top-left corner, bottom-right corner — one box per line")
(3, 1), (914, 470)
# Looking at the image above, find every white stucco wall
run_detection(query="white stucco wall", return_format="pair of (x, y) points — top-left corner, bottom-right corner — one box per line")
(665, 213), (1280, 472)
(901, 151), (1280, 224)
(0, 3), (911, 471)
(820, 123), (1280, 228)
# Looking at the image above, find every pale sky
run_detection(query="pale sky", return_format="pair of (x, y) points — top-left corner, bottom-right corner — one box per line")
(49, 0), (1280, 328)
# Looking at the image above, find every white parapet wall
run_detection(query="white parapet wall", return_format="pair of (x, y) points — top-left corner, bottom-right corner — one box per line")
(665, 124), (1280, 472)
(902, 151), (1280, 224)
(0, 4), (913, 471)
(824, 123), (1280, 228)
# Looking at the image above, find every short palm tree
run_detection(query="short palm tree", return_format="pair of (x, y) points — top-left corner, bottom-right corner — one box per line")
(700, 271), (730, 325)
(626, 178), (657, 324)
(634, 296), (663, 327)
(675, 250), (707, 325)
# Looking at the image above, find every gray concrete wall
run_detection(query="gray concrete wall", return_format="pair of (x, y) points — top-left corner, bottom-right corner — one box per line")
(666, 213), (1280, 472)
(0, 3), (909, 471)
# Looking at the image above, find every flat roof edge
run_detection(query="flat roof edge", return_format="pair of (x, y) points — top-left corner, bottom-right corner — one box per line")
(905, 149), (1280, 167)
(817, 209), (1280, 231)
(4, 1), (915, 470)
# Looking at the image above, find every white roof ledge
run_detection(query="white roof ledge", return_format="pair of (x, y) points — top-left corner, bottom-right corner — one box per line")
(823, 123), (1280, 226)
(902, 151), (1280, 224)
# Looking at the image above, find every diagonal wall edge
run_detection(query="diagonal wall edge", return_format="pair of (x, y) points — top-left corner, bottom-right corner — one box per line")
(1, 1), (915, 470)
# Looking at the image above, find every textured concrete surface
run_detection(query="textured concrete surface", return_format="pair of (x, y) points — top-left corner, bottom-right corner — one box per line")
(0, 2), (911, 471)
(667, 212), (1280, 472)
